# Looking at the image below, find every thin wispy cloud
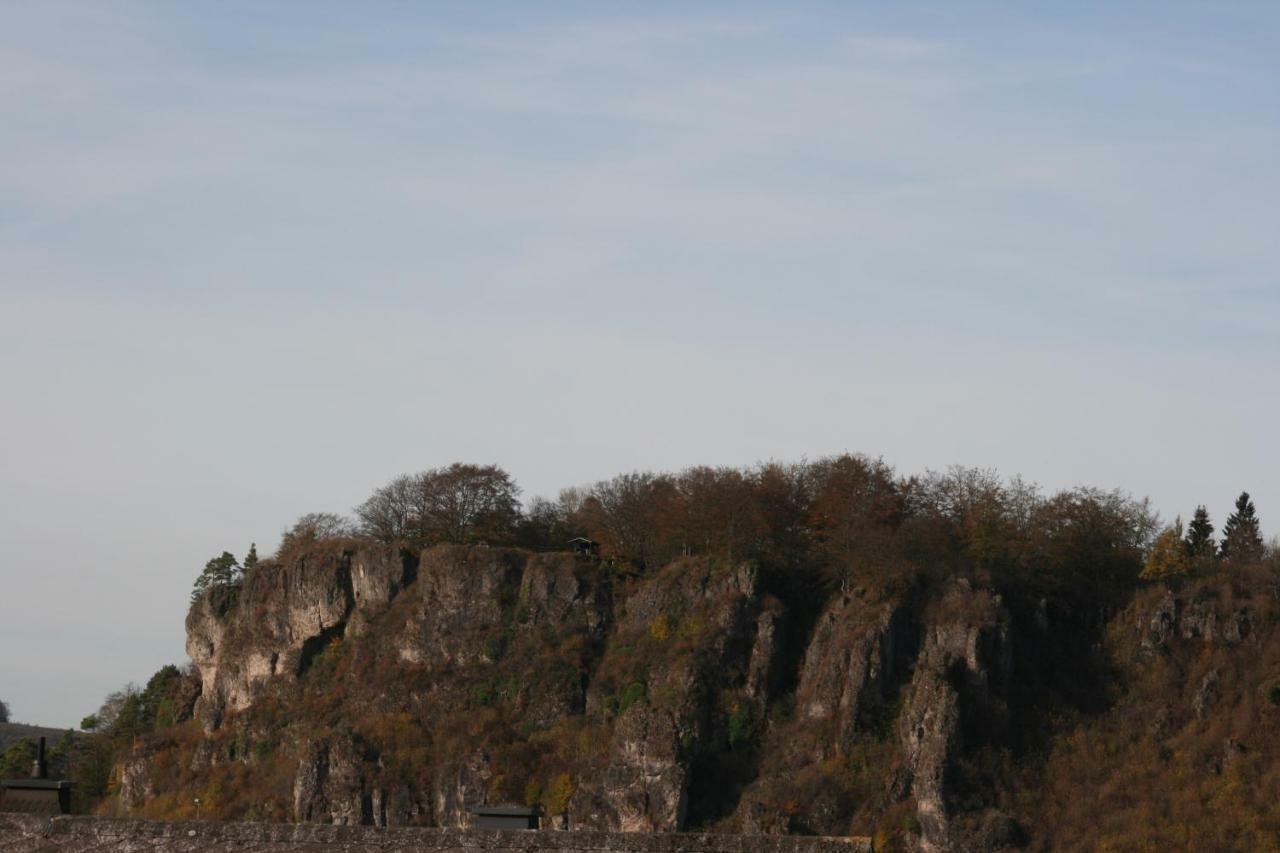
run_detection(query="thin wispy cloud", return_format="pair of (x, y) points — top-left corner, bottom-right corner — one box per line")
(1, 2), (1277, 726)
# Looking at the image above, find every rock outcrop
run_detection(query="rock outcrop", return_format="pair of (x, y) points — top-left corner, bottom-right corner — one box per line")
(897, 580), (1010, 853)
(152, 541), (1275, 851)
(573, 559), (772, 832)
(796, 593), (909, 756)
(187, 544), (416, 728)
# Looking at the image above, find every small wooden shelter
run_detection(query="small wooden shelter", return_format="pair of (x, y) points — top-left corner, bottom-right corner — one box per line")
(567, 537), (600, 555)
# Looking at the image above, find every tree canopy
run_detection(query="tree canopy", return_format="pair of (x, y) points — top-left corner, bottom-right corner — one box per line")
(190, 551), (240, 602)
(1141, 519), (1191, 581)
(356, 463), (521, 547)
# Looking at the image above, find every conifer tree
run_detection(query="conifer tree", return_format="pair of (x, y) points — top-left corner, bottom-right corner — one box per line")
(1184, 506), (1215, 560)
(1220, 492), (1263, 563)
(190, 551), (241, 602)
(243, 543), (259, 573)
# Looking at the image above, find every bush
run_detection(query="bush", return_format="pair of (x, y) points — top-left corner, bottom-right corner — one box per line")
(0, 739), (35, 777)
(618, 682), (647, 713)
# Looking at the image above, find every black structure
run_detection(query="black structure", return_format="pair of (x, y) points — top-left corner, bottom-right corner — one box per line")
(0, 737), (75, 815)
(470, 805), (541, 830)
(568, 537), (599, 556)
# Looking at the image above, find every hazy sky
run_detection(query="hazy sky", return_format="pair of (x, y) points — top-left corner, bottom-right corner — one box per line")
(2, 2), (1277, 727)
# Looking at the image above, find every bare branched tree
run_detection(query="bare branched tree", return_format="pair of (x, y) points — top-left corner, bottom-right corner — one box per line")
(356, 463), (521, 547)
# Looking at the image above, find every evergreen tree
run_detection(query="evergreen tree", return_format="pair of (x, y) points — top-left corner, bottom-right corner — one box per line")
(1220, 492), (1263, 563)
(1184, 506), (1215, 560)
(190, 551), (241, 602)
(243, 543), (259, 572)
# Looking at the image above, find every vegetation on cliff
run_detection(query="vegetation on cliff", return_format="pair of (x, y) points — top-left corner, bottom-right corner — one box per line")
(55, 456), (1277, 852)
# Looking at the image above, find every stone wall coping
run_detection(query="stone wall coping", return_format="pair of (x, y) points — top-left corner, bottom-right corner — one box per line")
(0, 814), (872, 852)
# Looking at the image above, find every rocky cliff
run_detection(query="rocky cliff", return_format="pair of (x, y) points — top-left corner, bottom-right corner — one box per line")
(104, 542), (1280, 852)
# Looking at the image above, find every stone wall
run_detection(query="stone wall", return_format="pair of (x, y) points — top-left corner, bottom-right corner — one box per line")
(0, 814), (872, 853)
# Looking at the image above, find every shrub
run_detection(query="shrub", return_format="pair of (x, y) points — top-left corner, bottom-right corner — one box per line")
(543, 772), (575, 815)
(727, 703), (754, 750)
(618, 682), (647, 713)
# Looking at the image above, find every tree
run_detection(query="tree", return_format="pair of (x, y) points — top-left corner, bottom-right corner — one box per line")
(278, 512), (357, 554)
(424, 463), (522, 544)
(353, 475), (419, 541)
(573, 471), (677, 567)
(0, 739), (36, 778)
(515, 491), (586, 550)
(356, 464), (522, 547)
(190, 551), (240, 602)
(1025, 487), (1156, 607)
(1184, 506), (1215, 561)
(0, 698), (9, 723)
(673, 466), (763, 562)
(1220, 492), (1263, 563)
(92, 684), (139, 731)
(243, 543), (259, 572)
(807, 455), (904, 590)
(1141, 519), (1191, 581)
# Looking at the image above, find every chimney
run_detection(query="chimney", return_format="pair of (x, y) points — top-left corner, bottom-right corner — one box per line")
(31, 737), (48, 779)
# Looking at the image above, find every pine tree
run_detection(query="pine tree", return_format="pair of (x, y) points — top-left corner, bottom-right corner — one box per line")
(190, 551), (241, 602)
(1184, 506), (1215, 560)
(1220, 492), (1263, 563)
(243, 543), (259, 573)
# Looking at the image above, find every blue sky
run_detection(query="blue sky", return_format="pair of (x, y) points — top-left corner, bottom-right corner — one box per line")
(2, 2), (1278, 726)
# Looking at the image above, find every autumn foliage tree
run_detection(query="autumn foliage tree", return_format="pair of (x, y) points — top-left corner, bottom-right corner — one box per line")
(278, 512), (358, 555)
(1141, 519), (1192, 580)
(357, 463), (521, 548)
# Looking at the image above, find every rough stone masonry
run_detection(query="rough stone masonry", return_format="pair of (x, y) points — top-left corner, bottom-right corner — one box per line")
(0, 814), (873, 853)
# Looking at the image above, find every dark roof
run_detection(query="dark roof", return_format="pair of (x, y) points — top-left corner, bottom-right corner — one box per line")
(0, 780), (74, 790)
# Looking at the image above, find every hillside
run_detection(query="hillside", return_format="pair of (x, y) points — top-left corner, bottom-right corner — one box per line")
(0, 723), (75, 755)
(48, 458), (1280, 852)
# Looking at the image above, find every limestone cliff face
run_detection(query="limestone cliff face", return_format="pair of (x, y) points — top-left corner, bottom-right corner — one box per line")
(187, 545), (415, 728)
(169, 546), (1033, 846)
(572, 559), (770, 833)
(797, 594), (910, 756)
(896, 580), (1010, 853)
(730, 590), (914, 837)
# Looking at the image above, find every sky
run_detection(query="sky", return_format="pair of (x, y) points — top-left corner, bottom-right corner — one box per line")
(1, 2), (1278, 727)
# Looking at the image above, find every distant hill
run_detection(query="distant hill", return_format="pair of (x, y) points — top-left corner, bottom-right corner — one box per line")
(0, 722), (76, 755)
